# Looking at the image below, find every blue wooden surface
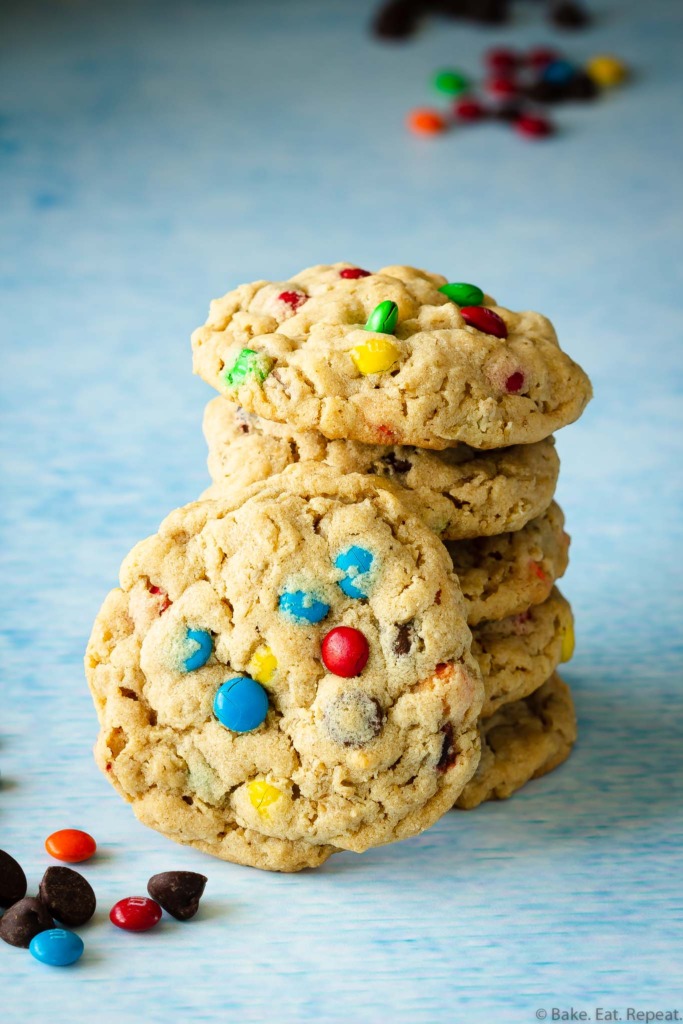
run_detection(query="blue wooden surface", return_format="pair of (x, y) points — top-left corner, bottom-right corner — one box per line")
(1, 1), (682, 1020)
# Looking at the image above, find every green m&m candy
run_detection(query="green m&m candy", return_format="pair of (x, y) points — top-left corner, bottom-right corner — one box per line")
(434, 70), (470, 96)
(224, 348), (273, 389)
(438, 282), (484, 306)
(364, 300), (399, 335)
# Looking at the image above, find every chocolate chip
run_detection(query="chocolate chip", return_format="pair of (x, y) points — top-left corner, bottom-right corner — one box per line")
(393, 622), (413, 656)
(565, 70), (599, 100)
(372, 0), (419, 38)
(0, 897), (54, 948)
(380, 452), (412, 474)
(0, 849), (27, 908)
(492, 101), (526, 122)
(550, 0), (590, 28)
(147, 871), (207, 921)
(436, 723), (457, 772)
(323, 692), (384, 748)
(523, 80), (567, 104)
(38, 866), (96, 927)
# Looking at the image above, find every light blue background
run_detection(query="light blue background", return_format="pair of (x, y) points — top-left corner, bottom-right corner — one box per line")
(1, 1), (682, 1021)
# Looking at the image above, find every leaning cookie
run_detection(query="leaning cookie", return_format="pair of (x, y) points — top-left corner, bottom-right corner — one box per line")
(203, 396), (560, 541)
(447, 501), (569, 626)
(455, 672), (577, 810)
(85, 465), (483, 872)
(472, 587), (574, 717)
(192, 263), (592, 450)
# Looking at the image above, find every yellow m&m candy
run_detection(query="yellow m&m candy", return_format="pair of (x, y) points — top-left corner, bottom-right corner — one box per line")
(248, 780), (282, 817)
(560, 622), (575, 663)
(248, 644), (277, 686)
(351, 337), (400, 375)
(586, 55), (627, 88)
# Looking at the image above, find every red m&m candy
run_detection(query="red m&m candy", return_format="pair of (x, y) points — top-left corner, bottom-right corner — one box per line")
(505, 371), (525, 393)
(486, 76), (518, 100)
(45, 829), (97, 864)
(515, 114), (554, 139)
(110, 897), (162, 932)
(454, 98), (486, 122)
(277, 290), (307, 311)
(321, 627), (370, 678)
(461, 306), (508, 339)
(486, 47), (519, 73)
(340, 267), (371, 279)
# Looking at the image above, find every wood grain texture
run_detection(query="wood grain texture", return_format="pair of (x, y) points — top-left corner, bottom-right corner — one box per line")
(1, 0), (682, 1020)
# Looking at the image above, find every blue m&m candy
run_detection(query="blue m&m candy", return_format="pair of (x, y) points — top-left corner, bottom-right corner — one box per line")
(334, 546), (374, 599)
(214, 677), (269, 732)
(29, 928), (84, 967)
(542, 60), (575, 84)
(279, 590), (330, 624)
(182, 628), (213, 671)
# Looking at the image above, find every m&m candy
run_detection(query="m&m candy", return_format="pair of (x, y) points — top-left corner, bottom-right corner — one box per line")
(277, 290), (307, 311)
(45, 829), (96, 864)
(224, 348), (273, 388)
(560, 622), (575, 662)
(515, 113), (554, 139)
(439, 282), (484, 306)
(406, 108), (447, 136)
(214, 677), (269, 733)
(321, 627), (370, 678)
(585, 54), (627, 88)
(340, 267), (371, 279)
(434, 69), (469, 95)
(279, 590), (330, 624)
(29, 928), (84, 967)
(460, 306), (508, 338)
(110, 897), (162, 932)
(334, 545), (374, 599)
(351, 337), (400, 375)
(364, 300), (399, 335)
(247, 780), (283, 818)
(248, 644), (277, 686)
(182, 628), (213, 672)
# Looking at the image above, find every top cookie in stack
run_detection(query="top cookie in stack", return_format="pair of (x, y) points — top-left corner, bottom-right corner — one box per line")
(191, 262), (591, 450)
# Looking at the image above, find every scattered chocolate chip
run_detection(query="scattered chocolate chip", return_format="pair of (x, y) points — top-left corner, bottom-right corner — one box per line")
(147, 871), (207, 921)
(234, 407), (253, 434)
(491, 101), (526, 122)
(550, 0), (590, 28)
(523, 80), (567, 104)
(380, 452), (412, 474)
(565, 70), (599, 100)
(0, 849), (27, 908)
(323, 692), (385, 748)
(0, 897), (54, 948)
(393, 622), (413, 656)
(436, 723), (457, 772)
(373, 0), (419, 38)
(38, 866), (96, 927)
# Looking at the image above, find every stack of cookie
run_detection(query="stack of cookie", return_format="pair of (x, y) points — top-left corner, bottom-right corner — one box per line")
(86, 263), (591, 871)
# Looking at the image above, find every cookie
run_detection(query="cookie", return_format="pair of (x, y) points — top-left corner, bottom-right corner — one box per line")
(456, 672), (576, 810)
(191, 263), (592, 450)
(85, 465), (483, 872)
(447, 501), (569, 625)
(472, 587), (573, 717)
(203, 396), (560, 541)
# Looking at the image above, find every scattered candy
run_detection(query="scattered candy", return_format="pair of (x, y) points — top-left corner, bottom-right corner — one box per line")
(147, 871), (207, 921)
(586, 54), (627, 88)
(340, 267), (371, 279)
(486, 47), (518, 73)
(29, 928), (84, 967)
(406, 108), (447, 136)
(334, 545), (374, 599)
(323, 690), (384, 747)
(247, 780), (283, 819)
(527, 47), (562, 69)
(182, 628), (213, 672)
(279, 590), (330, 624)
(434, 69), (469, 95)
(486, 76), (518, 99)
(364, 300), (399, 335)
(439, 282), (484, 306)
(214, 677), (269, 732)
(352, 336), (401, 375)
(461, 305), (508, 338)
(560, 622), (575, 662)
(45, 829), (96, 864)
(277, 289), (307, 311)
(39, 866), (96, 927)
(542, 59), (576, 84)
(321, 626), (370, 678)
(148, 583), (172, 614)
(0, 849), (27, 908)
(453, 97), (486, 122)
(224, 348), (272, 389)
(247, 644), (277, 686)
(110, 896), (162, 932)
(0, 897), (54, 948)
(515, 112), (553, 138)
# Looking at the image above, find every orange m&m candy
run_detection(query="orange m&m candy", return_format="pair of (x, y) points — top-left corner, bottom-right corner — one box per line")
(406, 108), (447, 136)
(45, 829), (97, 863)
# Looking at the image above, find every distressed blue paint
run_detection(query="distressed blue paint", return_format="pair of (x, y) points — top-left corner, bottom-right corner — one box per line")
(0, 0), (682, 1021)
